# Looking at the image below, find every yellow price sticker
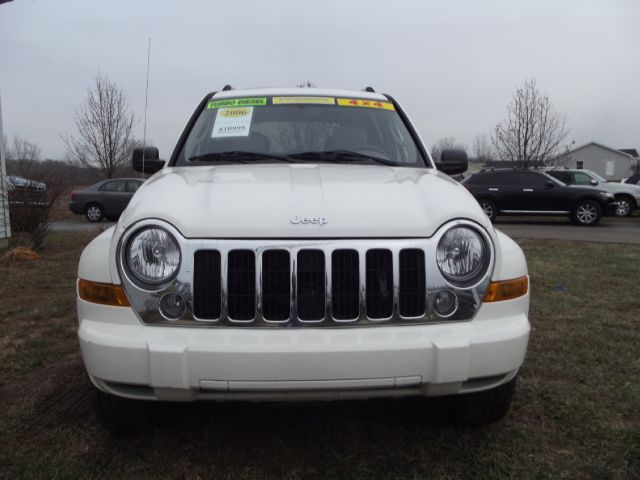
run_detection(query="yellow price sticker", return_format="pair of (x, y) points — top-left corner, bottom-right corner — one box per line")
(336, 98), (395, 110)
(218, 107), (251, 118)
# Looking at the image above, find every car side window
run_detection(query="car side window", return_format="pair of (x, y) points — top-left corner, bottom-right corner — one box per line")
(101, 181), (127, 192)
(572, 172), (593, 185)
(520, 172), (548, 187)
(491, 172), (522, 185)
(549, 171), (570, 183)
(127, 181), (143, 193)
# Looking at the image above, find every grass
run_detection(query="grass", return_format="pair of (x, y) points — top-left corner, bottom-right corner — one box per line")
(0, 233), (639, 479)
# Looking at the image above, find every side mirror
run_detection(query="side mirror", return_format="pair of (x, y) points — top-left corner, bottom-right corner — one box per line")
(436, 149), (468, 175)
(590, 179), (598, 186)
(545, 181), (555, 188)
(132, 147), (165, 174)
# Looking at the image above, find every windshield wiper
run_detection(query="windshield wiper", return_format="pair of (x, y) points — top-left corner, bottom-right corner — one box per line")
(189, 151), (295, 163)
(288, 150), (396, 166)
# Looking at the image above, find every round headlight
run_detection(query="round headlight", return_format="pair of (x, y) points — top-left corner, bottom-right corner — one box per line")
(436, 226), (489, 286)
(126, 227), (181, 285)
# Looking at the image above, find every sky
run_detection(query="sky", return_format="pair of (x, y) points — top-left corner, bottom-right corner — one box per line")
(1, 0), (639, 161)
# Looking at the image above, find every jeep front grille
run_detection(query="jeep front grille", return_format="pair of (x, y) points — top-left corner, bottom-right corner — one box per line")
(118, 224), (495, 327)
(191, 246), (433, 325)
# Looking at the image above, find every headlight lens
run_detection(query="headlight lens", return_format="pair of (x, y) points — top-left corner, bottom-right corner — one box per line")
(436, 226), (488, 286)
(126, 227), (181, 285)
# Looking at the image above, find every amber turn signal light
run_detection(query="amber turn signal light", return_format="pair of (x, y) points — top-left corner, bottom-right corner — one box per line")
(78, 279), (130, 307)
(483, 276), (529, 302)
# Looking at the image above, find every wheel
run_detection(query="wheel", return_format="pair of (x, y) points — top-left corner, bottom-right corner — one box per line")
(478, 198), (497, 222)
(95, 389), (152, 436)
(85, 203), (104, 222)
(572, 199), (602, 226)
(450, 375), (518, 426)
(614, 196), (634, 217)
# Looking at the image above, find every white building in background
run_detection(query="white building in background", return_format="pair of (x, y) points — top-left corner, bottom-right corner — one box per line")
(562, 142), (639, 180)
(0, 93), (11, 248)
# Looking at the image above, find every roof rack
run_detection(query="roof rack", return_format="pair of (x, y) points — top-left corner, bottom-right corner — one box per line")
(222, 85), (233, 91)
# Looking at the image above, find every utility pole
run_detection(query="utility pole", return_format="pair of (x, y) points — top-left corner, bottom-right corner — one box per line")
(0, 93), (12, 248)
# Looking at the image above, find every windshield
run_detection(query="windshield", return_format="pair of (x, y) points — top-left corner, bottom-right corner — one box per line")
(173, 95), (426, 167)
(589, 170), (607, 183)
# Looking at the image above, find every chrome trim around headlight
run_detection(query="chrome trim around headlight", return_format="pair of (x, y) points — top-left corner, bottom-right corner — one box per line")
(435, 221), (493, 289)
(118, 220), (183, 290)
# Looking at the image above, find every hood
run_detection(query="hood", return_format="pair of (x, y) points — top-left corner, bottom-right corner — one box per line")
(119, 164), (491, 238)
(599, 181), (640, 195)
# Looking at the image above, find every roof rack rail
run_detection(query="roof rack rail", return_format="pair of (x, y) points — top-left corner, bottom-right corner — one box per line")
(363, 86), (376, 92)
(222, 85), (233, 91)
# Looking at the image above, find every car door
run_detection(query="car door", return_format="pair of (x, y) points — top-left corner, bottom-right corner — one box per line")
(100, 180), (129, 215)
(518, 171), (571, 212)
(489, 171), (525, 211)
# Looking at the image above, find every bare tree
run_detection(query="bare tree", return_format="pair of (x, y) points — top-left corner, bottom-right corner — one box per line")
(6, 137), (70, 249)
(9, 135), (41, 179)
(492, 78), (569, 168)
(430, 136), (465, 162)
(63, 73), (136, 178)
(471, 134), (494, 163)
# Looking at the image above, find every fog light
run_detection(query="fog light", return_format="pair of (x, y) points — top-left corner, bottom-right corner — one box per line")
(160, 292), (186, 320)
(433, 289), (458, 318)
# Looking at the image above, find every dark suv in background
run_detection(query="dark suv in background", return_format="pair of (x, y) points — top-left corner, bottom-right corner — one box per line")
(462, 169), (617, 226)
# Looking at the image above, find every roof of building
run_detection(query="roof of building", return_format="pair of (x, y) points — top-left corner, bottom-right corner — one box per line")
(618, 148), (639, 158)
(565, 141), (634, 159)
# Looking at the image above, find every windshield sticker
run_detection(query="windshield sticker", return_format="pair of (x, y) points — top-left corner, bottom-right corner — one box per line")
(207, 98), (267, 109)
(272, 96), (335, 105)
(337, 98), (395, 110)
(211, 107), (253, 137)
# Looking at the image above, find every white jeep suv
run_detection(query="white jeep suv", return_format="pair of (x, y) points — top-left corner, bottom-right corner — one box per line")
(76, 87), (530, 434)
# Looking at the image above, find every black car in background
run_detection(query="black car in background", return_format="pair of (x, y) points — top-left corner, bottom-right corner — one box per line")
(69, 178), (144, 222)
(461, 169), (617, 226)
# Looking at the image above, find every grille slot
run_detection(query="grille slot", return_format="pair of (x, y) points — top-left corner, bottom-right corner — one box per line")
(399, 249), (426, 317)
(262, 250), (291, 321)
(366, 249), (393, 319)
(227, 250), (255, 321)
(297, 250), (326, 321)
(193, 250), (221, 320)
(331, 249), (359, 320)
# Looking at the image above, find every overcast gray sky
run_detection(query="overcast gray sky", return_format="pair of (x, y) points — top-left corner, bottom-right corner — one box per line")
(1, 0), (639, 160)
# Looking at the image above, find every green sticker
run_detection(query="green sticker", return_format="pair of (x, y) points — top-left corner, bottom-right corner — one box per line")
(207, 97), (267, 109)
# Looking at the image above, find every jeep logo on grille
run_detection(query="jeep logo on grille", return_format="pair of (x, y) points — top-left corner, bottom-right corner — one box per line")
(290, 216), (328, 226)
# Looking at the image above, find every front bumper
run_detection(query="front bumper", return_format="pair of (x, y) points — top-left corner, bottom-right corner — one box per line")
(605, 199), (620, 215)
(78, 293), (530, 402)
(69, 202), (84, 214)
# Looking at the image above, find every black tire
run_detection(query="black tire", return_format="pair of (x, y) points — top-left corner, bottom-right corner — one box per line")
(95, 388), (152, 436)
(614, 196), (635, 217)
(85, 203), (104, 223)
(450, 375), (518, 427)
(571, 199), (602, 226)
(478, 198), (497, 222)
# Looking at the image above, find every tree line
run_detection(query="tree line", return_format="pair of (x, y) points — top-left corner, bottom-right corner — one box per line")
(431, 78), (571, 168)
